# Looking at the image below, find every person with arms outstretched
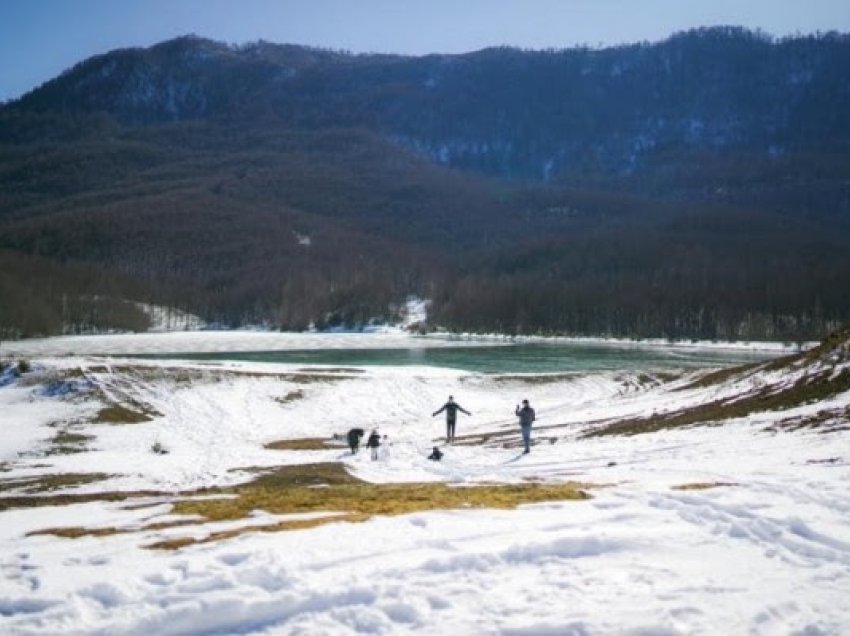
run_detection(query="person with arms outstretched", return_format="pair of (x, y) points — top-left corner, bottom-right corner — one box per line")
(432, 395), (471, 444)
(515, 399), (535, 454)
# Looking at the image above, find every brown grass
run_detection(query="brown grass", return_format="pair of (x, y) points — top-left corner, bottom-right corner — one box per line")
(264, 438), (334, 451)
(45, 430), (94, 456)
(0, 487), (175, 511)
(672, 482), (738, 491)
(29, 518), (204, 540)
(18, 462), (591, 549)
(0, 472), (113, 498)
(92, 403), (161, 424)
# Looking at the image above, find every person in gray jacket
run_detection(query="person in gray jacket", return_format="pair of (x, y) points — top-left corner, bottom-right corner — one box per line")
(432, 395), (471, 443)
(515, 399), (536, 454)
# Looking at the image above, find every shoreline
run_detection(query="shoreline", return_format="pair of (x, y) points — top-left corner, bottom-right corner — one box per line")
(0, 328), (809, 358)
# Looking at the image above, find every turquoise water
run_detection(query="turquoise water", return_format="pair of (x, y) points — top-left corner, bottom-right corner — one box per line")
(133, 343), (778, 374)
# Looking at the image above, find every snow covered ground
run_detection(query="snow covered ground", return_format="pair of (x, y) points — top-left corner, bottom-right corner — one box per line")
(0, 330), (505, 357)
(1, 334), (849, 635)
(135, 302), (207, 332)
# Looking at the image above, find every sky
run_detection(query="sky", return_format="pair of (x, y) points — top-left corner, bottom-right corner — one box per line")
(1, 0), (849, 102)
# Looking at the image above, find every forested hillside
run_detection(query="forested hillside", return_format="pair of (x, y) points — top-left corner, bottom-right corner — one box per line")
(1, 28), (849, 340)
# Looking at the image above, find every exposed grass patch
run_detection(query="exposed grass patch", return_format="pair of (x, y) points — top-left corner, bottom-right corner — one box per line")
(19, 462), (591, 549)
(635, 373), (660, 387)
(0, 487), (183, 512)
(0, 472), (112, 498)
(44, 430), (95, 456)
(672, 482), (738, 491)
(52, 431), (92, 445)
(264, 438), (333, 451)
(29, 526), (127, 539)
(29, 518), (203, 540)
(92, 402), (161, 424)
(169, 462), (590, 525)
(45, 445), (88, 456)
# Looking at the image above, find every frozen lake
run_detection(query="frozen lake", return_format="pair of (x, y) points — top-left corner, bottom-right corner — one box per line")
(1, 330), (785, 373)
(133, 342), (777, 373)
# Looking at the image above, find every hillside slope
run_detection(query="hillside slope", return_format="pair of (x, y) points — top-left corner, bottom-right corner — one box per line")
(1, 29), (850, 339)
(582, 325), (850, 437)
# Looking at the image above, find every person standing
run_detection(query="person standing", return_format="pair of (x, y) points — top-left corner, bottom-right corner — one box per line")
(432, 395), (471, 443)
(515, 399), (536, 454)
(366, 429), (381, 460)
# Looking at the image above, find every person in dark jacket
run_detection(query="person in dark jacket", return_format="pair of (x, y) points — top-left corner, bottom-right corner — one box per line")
(432, 395), (471, 443)
(428, 446), (443, 461)
(366, 429), (381, 460)
(346, 428), (365, 454)
(515, 399), (536, 454)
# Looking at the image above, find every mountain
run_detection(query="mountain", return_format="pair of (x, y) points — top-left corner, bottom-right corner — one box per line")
(1, 29), (850, 340)
(11, 29), (850, 180)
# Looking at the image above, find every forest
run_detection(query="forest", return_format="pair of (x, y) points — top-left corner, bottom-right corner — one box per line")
(1, 28), (849, 341)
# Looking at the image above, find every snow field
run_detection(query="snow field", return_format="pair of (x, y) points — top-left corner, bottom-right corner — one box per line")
(1, 345), (849, 634)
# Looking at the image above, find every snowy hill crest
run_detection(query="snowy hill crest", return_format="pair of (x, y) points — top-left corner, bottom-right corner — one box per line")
(584, 326), (850, 437)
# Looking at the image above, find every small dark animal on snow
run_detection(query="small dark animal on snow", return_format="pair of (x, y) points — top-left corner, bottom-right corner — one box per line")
(428, 446), (443, 461)
(347, 428), (365, 454)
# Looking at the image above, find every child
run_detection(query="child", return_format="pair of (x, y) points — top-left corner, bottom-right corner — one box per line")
(428, 446), (443, 461)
